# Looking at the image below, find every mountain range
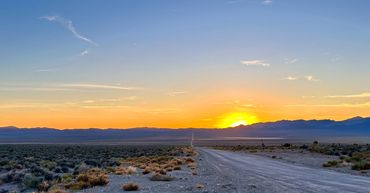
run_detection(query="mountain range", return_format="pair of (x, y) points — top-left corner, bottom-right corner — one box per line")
(0, 117), (369, 143)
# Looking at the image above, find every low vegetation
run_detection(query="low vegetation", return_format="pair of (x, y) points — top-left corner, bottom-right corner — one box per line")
(122, 182), (139, 191)
(149, 173), (173, 181)
(0, 145), (196, 192)
(64, 168), (108, 190)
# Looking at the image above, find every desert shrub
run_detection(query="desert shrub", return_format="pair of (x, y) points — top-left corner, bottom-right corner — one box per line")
(0, 144), (189, 189)
(65, 169), (108, 190)
(196, 183), (204, 189)
(116, 166), (137, 175)
(351, 161), (370, 171)
(322, 160), (338, 167)
(60, 167), (68, 173)
(38, 180), (50, 191)
(187, 163), (196, 170)
(61, 173), (73, 183)
(39, 160), (57, 170)
(84, 160), (100, 167)
(308, 141), (320, 153)
(22, 174), (42, 189)
(173, 166), (181, 170)
(49, 188), (68, 193)
(105, 166), (115, 173)
(282, 143), (292, 148)
(192, 170), (198, 175)
(149, 173), (173, 181)
(123, 182), (139, 191)
(142, 168), (151, 175)
(54, 167), (62, 173)
(75, 163), (90, 174)
(184, 157), (195, 164)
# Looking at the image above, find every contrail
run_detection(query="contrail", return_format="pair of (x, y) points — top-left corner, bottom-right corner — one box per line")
(40, 15), (98, 46)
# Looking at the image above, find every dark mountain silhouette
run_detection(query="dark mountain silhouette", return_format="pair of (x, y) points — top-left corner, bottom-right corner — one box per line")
(0, 117), (369, 143)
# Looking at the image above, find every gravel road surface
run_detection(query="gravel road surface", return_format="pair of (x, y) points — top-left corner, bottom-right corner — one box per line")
(199, 148), (370, 193)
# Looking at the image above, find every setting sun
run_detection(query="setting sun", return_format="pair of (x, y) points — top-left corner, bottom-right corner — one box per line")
(216, 112), (258, 128)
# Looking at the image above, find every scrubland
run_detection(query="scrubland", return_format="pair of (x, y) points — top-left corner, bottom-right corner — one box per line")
(0, 145), (198, 193)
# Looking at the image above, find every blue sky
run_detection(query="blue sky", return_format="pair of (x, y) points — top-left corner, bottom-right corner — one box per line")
(0, 0), (369, 128)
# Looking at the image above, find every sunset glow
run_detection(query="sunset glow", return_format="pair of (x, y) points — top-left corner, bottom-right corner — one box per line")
(0, 1), (369, 129)
(216, 112), (258, 128)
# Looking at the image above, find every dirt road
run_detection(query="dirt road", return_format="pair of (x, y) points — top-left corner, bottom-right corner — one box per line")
(198, 148), (370, 193)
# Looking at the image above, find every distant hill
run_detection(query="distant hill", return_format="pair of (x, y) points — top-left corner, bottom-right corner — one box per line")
(0, 117), (370, 143)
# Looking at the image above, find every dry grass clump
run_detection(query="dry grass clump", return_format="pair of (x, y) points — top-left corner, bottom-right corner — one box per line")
(122, 182), (139, 191)
(174, 147), (197, 157)
(322, 160), (338, 167)
(118, 147), (198, 178)
(173, 166), (181, 170)
(142, 168), (151, 175)
(38, 180), (49, 191)
(121, 154), (189, 175)
(65, 168), (108, 190)
(185, 157), (195, 164)
(115, 166), (137, 175)
(187, 163), (196, 170)
(48, 188), (68, 193)
(196, 183), (204, 189)
(149, 173), (173, 181)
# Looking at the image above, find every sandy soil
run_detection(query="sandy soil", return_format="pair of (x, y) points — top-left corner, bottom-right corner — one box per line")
(76, 148), (370, 193)
(253, 149), (370, 177)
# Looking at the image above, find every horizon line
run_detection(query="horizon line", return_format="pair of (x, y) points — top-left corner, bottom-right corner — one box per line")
(0, 116), (367, 130)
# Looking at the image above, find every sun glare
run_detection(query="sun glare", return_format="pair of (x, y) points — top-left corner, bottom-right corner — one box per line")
(216, 112), (258, 128)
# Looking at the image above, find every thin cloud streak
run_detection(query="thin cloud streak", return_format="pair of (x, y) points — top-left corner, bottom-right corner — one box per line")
(60, 83), (140, 90)
(241, 60), (270, 67)
(325, 92), (370, 98)
(40, 15), (98, 46)
(284, 58), (299, 64)
(0, 83), (140, 92)
(286, 102), (370, 108)
(168, 91), (188, 96)
(79, 49), (89, 56)
(35, 69), (57, 72)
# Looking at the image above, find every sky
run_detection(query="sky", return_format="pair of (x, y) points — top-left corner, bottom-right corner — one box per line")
(0, 0), (370, 129)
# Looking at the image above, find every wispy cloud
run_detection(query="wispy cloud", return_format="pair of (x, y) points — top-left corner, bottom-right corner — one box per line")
(286, 102), (370, 108)
(282, 75), (319, 81)
(168, 91), (188, 96)
(325, 92), (370, 98)
(40, 15), (98, 46)
(262, 0), (273, 5)
(241, 60), (270, 67)
(0, 83), (140, 92)
(35, 68), (57, 72)
(60, 83), (140, 90)
(283, 76), (299, 81)
(82, 96), (138, 104)
(284, 58), (299, 64)
(0, 87), (74, 92)
(0, 102), (76, 109)
(305, 75), (319, 82)
(79, 49), (89, 56)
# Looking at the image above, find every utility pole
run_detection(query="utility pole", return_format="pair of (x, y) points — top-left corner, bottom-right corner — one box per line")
(190, 131), (194, 148)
